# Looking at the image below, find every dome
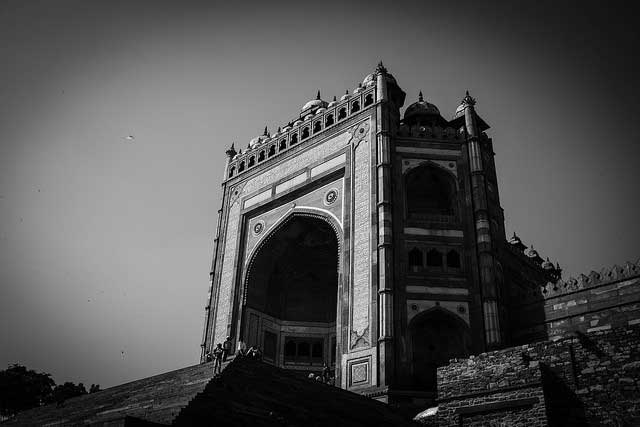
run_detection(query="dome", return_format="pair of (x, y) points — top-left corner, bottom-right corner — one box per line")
(525, 246), (539, 258)
(362, 73), (375, 87)
(454, 91), (476, 118)
(542, 258), (554, 270)
(340, 90), (350, 101)
(327, 96), (338, 107)
(353, 83), (363, 94)
(249, 135), (267, 149)
(301, 90), (328, 113)
(403, 92), (441, 124)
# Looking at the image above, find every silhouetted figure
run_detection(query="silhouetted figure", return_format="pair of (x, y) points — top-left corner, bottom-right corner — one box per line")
(247, 346), (262, 360)
(237, 339), (246, 356)
(213, 343), (223, 374)
(322, 363), (330, 383)
(223, 336), (232, 361)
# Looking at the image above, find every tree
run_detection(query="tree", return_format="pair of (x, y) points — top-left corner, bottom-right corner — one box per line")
(49, 382), (87, 406)
(0, 364), (54, 418)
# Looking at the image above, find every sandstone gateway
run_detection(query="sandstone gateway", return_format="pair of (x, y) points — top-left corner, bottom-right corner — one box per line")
(201, 64), (640, 423)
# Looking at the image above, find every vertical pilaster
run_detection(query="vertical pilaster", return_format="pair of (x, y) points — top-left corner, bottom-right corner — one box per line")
(376, 64), (395, 387)
(462, 92), (503, 348)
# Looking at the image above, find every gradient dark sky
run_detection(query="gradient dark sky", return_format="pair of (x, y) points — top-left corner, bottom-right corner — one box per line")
(1, 0), (638, 388)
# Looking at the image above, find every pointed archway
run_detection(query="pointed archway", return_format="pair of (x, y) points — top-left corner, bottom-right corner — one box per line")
(242, 214), (341, 374)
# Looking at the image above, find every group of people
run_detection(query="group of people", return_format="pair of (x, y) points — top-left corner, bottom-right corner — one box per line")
(205, 337), (262, 374)
(308, 363), (334, 385)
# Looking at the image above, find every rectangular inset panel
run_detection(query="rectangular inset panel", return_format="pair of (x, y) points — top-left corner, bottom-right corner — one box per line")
(407, 286), (469, 295)
(404, 228), (464, 237)
(348, 356), (371, 387)
(310, 153), (346, 177)
(244, 189), (272, 208)
(396, 146), (461, 156)
(275, 172), (307, 194)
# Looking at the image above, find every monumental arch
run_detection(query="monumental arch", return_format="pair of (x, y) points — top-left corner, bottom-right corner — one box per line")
(201, 64), (560, 403)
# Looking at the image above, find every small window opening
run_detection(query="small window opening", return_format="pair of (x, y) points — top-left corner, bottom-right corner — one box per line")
(313, 121), (322, 133)
(338, 108), (347, 120)
(248, 156), (255, 167)
(364, 94), (373, 107)
(301, 127), (310, 139)
(268, 145), (276, 157)
(409, 248), (423, 271)
(290, 133), (298, 145)
(258, 151), (265, 162)
(351, 101), (360, 113)
(228, 166), (235, 178)
(238, 161), (245, 172)
(325, 114), (334, 127)
(447, 250), (461, 269)
(426, 249), (443, 267)
(279, 139), (286, 151)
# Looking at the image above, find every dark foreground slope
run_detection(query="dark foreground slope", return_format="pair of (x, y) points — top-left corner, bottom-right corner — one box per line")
(174, 357), (416, 427)
(4, 357), (416, 426)
(3, 360), (223, 426)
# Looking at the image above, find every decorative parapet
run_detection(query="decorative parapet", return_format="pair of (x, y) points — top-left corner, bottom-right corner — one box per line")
(541, 259), (640, 299)
(225, 85), (377, 181)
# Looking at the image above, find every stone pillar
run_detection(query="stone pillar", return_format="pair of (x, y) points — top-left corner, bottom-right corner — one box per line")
(376, 64), (394, 386)
(461, 92), (502, 348)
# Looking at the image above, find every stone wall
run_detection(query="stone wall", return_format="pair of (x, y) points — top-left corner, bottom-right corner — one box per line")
(511, 260), (640, 344)
(429, 323), (640, 426)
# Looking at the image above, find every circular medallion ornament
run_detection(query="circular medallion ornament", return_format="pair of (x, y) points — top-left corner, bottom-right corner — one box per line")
(252, 220), (265, 236)
(324, 188), (339, 206)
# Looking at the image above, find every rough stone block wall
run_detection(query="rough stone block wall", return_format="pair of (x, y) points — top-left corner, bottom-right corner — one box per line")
(430, 323), (640, 426)
(511, 261), (640, 344)
(435, 349), (548, 426)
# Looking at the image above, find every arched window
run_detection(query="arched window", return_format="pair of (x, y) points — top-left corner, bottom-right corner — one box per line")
(258, 151), (265, 162)
(248, 156), (255, 167)
(409, 309), (471, 391)
(279, 139), (286, 151)
(338, 108), (347, 120)
(325, 114), (334, 127)
(447, 250), (461, 269)
(239, 161), (245, 172)
(364, 94), (373, 107)
(408, 248), (423, 271)
(268, 145), (276, 157)
(301, 127), (310, 140)
(351, 101), (360, 113)
(313, 121), (322, 134)
(228, 166), (235, 178)
(290, 133), (298, 145)
(406, 164), (457, 218)
(426, 249), (443, 267)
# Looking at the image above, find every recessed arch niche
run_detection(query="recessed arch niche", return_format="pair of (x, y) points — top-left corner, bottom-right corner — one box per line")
(241, 213), (341, 372)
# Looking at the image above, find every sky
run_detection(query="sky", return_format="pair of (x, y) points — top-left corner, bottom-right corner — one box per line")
(1, 0), (639, 389)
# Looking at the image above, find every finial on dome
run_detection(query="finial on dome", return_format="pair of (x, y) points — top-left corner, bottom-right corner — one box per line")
(462, 90), (476, 107)
(277, 126), (281, 133)
(225, 143), (237, 157)
(316, 90), (321, 100)
(263, 126), (268, 136)
(375, 61), (387, 74)
(418, 91), (424, 102)
(345, 90), (349, 95)
(333, 96), (337, 101)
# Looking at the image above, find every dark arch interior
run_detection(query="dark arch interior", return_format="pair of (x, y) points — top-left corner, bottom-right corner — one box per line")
(244, 216), (339, 370)
(406, 165), (456, 218)
(409, 309), (471, 391)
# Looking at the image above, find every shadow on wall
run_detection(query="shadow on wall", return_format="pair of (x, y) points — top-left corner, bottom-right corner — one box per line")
(540, 363), (587, 426)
